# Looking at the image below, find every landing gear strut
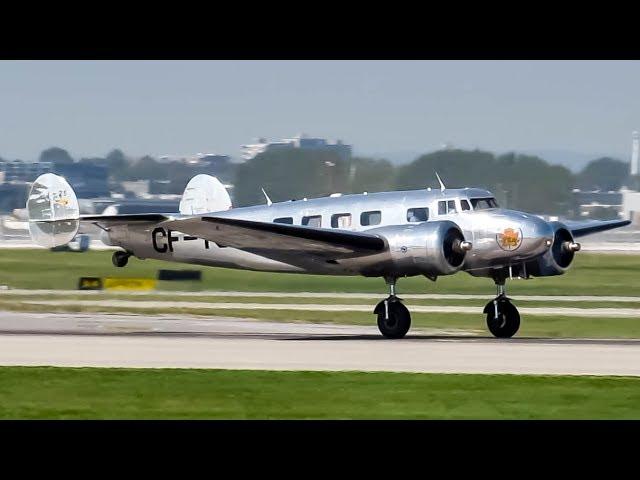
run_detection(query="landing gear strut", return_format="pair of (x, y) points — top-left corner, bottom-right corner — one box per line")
(374, 277), (411, 339)
(483, 281), (520, 338)
(112, 251), (130, 268)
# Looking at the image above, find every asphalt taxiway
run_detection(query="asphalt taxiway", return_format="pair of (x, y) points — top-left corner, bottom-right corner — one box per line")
(0, 311), (639, 376)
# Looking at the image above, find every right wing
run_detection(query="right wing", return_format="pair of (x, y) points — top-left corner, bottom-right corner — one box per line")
(161, 215), (387, 260)
(564, 219), (631, 238)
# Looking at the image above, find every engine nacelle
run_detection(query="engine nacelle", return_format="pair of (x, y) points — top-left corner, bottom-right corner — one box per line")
(524, 221), (578, 277)
(371, 220), (471, 277)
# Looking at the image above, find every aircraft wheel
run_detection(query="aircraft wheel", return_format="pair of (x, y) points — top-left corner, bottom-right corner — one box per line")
(375, 298), (411, 339)
(112, 251), (129, 268)
(484, 298), (520, 338)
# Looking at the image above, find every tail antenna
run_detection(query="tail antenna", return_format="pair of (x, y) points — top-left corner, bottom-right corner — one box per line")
(261, 188), (273, 206)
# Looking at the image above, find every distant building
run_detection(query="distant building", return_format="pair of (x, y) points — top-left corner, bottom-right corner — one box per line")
(100, 199), (181, 215)
(191, 154), (232, 167)
(158, 153), (232, 167)
(632, 131), (639, 177)
(54, 163), (110, 198)
(156, 153), (236, 185)
(121, 180), (150, 197)
(0, 161), (53, 213)
(571, 189), (623, 220)
(241, 134), (352, 161)
(0, 160), (53, 183)
(573, 190), (622, 207)
(76, 198), (181, 215)
(622, 190), (640, 224)
(0, 184), (29, 213)
(0, 160), (109, 199)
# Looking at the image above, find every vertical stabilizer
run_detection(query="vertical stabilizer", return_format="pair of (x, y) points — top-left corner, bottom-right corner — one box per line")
(27, 173), (80, 247)
(179, 174), (232, 215)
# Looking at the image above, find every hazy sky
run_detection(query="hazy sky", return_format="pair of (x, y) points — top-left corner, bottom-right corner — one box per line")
(0, 60), (639, 161)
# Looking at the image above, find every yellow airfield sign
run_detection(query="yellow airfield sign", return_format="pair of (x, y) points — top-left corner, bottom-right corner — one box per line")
(103, 278), (157, 291)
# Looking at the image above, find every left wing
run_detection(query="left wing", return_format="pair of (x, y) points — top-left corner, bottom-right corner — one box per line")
(161, 216), (387, 260)
(564, 219), (631, 238)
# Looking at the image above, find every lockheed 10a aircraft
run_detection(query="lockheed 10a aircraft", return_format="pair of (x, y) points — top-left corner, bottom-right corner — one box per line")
(27, 172), (630, 339)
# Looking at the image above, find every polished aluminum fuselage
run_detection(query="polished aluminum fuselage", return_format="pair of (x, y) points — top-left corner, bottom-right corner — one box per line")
(104, 188), (555, 278)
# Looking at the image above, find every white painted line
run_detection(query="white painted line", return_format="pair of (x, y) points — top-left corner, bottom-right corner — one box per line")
(2, 289), (640, 303)
(23, 299), (640, 318)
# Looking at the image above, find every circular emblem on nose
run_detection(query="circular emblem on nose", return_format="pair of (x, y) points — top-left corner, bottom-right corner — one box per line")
(496, 227), (523, 251)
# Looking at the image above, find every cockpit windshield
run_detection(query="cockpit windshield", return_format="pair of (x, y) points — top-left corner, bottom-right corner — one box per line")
(470, 197), (499, 210)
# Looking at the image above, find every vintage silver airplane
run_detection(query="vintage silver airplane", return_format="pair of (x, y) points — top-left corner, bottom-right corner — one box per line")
(27, 172), (630, 339)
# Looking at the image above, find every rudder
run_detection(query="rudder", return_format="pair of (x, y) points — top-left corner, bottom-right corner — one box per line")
(27, 173), (80, 247)
(179, 174), (232, 215)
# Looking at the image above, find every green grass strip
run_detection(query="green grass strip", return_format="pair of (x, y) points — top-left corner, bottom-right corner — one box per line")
(1, 366), (639, 419)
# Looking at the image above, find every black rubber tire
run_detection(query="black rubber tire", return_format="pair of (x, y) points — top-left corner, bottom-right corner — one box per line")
(112, 251), (129, 268)
(486, 299), (520, 338)
(376, 300), (411, 339)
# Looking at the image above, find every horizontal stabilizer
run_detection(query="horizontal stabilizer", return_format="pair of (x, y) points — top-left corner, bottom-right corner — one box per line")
(80, 214), (170, 225)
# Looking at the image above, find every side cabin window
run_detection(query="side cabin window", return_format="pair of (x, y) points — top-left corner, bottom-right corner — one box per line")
(461, 199), (471, 211)
(361, 210), (381, 226)
(407, 207), (429, 222)
(273, 217), (293, 224)
(302, 215), (322, 228)
(438, 200), (458, 215)
(331, 213), (352, 229)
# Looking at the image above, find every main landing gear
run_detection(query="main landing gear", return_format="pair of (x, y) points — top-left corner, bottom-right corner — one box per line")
(372, 277), (521, 339)
(374, 278), (411, 339)
(483, 281), (520, 338)
(112, 251), (130, 268)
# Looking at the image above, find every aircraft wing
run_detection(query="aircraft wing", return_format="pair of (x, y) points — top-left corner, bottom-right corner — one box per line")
(564, 219), (631, 238)
(161, 216), (387, 259)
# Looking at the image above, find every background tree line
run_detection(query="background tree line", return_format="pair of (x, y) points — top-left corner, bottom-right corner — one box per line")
(233, 149), (634, 216)
(29, 146), (636, 216)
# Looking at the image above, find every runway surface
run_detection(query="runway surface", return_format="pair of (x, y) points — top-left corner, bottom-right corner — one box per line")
(1, 311), (640, 376)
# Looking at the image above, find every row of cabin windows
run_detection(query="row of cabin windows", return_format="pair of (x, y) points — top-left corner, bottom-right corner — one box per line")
(436, 199), (472, 215)
(435, 198), (495, 213)
(436, 199), (474, 215)
(273, 198), (498, 228)
(273, 208), (429, 228)
(272, 198), (497, 227)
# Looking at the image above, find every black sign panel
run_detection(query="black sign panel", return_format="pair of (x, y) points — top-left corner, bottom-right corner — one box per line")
(157, 270), (202, 281)
(78, 277), (103, 290)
